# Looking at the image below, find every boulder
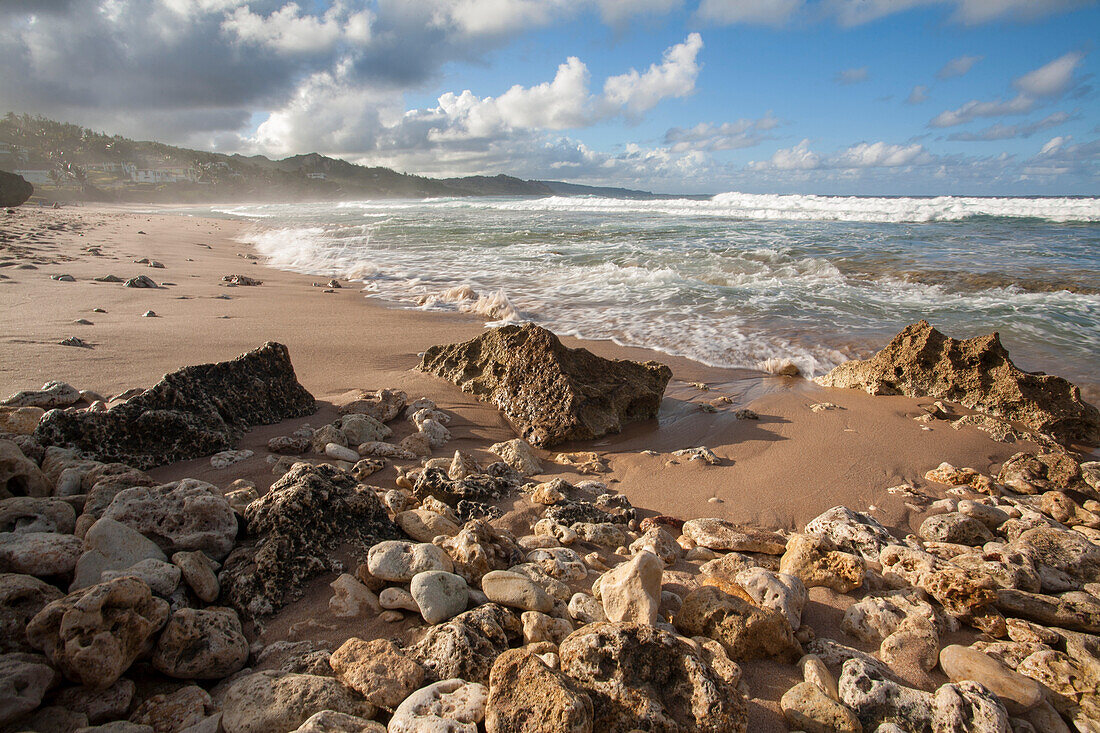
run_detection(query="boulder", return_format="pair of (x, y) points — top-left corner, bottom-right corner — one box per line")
(172, 550), (219, 603)
(485, 648), (593, 733)
(526, 546), (588, 581)
(389, 679), (487, 733)
(221, 670), (376, 733)
(35, 343), (317, 469)
(481, 570), (555, 613)
(674, 586), (802, 663)
(292, 711), (384, 733)
(0, 573), (63, 652)
(997, 452), (1086, 494)
(995, 588), (1100, 633)
(26, 577), (169, 689)
(1016, 649), (1100, 729)
(100, 557), (181, 596)
(815, 320), (1100, 444)
(410, 604), (521, 685)
(919, 513), (994, 546)
(558, 621), (747, 733)
(54, 678), (135, 725)
(0, 406), (45, 435)
(102, 480), (237, 560)
(0, 170), (33, 207)
(803, 506), (896, 562)
(328, 573), (379, 617)
(419, 324), (671, 447)
(0, 440), (51, 499)
(395, 509), (460, 542)
(328, 637), (426, 710)
(733, 568), (807, 629)
(152, 607), (248, 679)
(220, 463), (397, 619)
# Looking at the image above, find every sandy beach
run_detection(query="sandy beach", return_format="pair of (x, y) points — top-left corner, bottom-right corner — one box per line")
(3, 203), (1097, 732)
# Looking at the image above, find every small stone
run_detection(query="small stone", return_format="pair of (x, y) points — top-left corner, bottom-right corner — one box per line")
(328, 573), (380, 617)
(324, 443), (359, 463)
(379, 587), (420, 612)
(488, 439), (543, 476)
(101, 558), (181, 596)
(682, 518), (786, 553)
(396, 509), (460, 542)
(781, 681), (861, 733)
(152, 607), (249, 679)
(211, 450), (253, 469)
(221, 670), (376, 733)
(939, 644), (1042, 714)
(481, 570), (554, 613)
(599, 551), (662, 625)
(268, 436), (310, 455)
(780, 533), (864, 592)
(411, 570), (469, 625)
(172, 551), (220, 603)
(367, 541), (453, 582)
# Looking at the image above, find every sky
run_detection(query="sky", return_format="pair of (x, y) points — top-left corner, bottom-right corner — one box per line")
(1, 0), (1098, 194)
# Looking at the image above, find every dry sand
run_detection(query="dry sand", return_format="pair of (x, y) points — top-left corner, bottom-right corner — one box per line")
(0, 203), (1069, 730)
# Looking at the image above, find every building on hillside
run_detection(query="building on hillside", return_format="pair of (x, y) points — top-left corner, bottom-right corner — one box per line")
(306, 172), (327, 180)
(13, 169), (53, 185)
(127, 164), (198, 184)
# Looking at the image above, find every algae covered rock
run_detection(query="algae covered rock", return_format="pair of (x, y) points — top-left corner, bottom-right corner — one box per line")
(419, 324), (671, 447)
(220, 463), (398, 619)
(35, 342), (316, 469)
(816, 320), (1100, 444)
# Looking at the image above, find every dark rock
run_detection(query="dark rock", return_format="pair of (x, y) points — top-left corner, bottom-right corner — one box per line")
(0, 171), (33, 208)
(219, 463), (398, 619)
(122, 276), (157, 289)
(419, 324), (671, 447)
(546, 500), (626, 526)
(454, 499), (503, 522)
(412, 468), (514, 507)
(34, 342), (315, 469)
(816, 320), (1100, 445)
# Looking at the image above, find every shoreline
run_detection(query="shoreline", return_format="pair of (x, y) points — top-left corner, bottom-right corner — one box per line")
(3, 202), (1100, 732)
(2, 203), (1078, 529)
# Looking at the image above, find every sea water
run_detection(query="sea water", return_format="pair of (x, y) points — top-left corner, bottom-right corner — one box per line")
(182, 194), (1100, 389)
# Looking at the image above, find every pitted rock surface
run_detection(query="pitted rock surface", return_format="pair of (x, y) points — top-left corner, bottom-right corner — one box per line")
(34, 342), (316, 468)
(220, 463), (398, 619)
(419, 324), (671, 447)
(816, 320), (1100, 444)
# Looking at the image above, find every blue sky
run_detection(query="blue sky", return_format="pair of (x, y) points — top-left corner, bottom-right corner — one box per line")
(1, 0), (1098, 194)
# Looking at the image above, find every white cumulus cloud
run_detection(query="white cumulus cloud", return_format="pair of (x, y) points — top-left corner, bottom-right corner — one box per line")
(601, 33), (704, 116)
(694, 0), (804, 26)
(1013, 51), (1086, 97)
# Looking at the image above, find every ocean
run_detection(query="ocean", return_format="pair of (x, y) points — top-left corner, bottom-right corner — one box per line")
(183, 193), (1100, 392)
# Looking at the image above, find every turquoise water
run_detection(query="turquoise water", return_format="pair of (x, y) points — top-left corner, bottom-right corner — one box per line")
(179, 193), (1100, 390)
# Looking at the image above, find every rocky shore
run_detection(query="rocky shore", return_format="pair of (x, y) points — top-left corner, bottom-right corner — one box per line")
(1, 308), (1099, 733)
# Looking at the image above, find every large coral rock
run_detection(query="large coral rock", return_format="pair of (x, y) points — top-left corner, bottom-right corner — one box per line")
(221, 670), (376, 733)
(838, 657), (933, 731)
(485, 648), (593, 733)
(152, 607), (248, 679)
(419, 324), (671, 447)
(410, 604), (521, 685)
(35, 342), (316, 469)
(0, 170), (33, 207)
(102, 480), (237, 560)
(220, 463), (398, 618)
(674, 586), (801, 663)
(389, 679), (487, 733)
(25, 577), (169, 689)
(0, 440), (51, 499)
(558, 622), (747, 733)
(599, 551), (662, 625)
(932, 681), (1011, 733)
(816, 320), (1100, 444)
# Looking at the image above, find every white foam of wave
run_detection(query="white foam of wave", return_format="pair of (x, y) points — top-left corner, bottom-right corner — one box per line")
(482, 193), (1100, 223)
(418, 285), (521, 323)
